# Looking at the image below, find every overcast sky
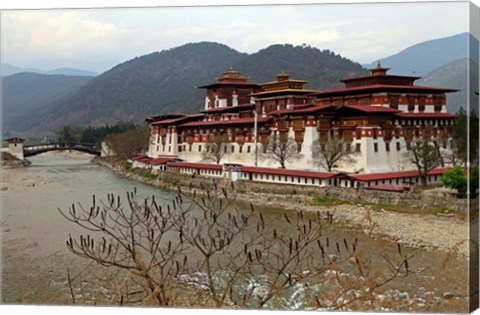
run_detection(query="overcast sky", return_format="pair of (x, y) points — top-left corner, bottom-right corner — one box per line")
(0, 0), (477, 74)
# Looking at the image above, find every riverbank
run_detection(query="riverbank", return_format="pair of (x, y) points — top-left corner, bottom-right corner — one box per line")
(94, 157), (473, 257)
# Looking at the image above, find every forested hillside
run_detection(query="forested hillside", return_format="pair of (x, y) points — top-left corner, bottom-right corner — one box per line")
(2, 73), (93, 137)
(231, 44), (366, 90)
(417, 58), (479, 113)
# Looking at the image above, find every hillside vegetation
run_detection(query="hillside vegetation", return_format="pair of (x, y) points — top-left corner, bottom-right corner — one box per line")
(2, 73), (94, 137)
(417, 58), (479, 114)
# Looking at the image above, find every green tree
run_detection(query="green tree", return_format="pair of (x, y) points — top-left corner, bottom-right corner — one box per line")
(55, 125), (84, 144)
(442, 166), (467, 197)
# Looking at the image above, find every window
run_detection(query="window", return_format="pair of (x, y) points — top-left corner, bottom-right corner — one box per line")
(385, 142), (390, 152)
(374, 143), (378, 152)
(356, 143), (361, 152)
(390, 96), (399, 109)
(408, 96), (415, 112)
(231, 146), (235, 153)
(247, 146), (251, 153)
(239, 146), (243, 153)
(198, 145), (202, 152)
(419, 97), (427, 112)
(396, 142), (401, 151)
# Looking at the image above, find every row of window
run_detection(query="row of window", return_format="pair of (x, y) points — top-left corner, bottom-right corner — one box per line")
(372, 142), (402, 153)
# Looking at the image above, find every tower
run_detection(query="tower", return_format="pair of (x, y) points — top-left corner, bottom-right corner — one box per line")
(7, 137), (25, 160)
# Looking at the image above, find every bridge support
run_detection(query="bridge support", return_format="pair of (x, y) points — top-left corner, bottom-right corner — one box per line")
(7, 138), (25, 160)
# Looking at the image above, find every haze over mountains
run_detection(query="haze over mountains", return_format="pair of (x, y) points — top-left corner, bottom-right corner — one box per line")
(2, 32), (477, 138)
(363, 33), (471, 76)
(1, 63), (98, 77)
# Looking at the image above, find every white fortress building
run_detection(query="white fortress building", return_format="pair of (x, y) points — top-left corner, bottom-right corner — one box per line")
(144, 65), (456, 177)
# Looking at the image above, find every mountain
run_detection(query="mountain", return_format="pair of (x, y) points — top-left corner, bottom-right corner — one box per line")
(233, 44), (366, 90)
(7, 42), (367, 137)
(1, 63), (98, 77)
(417, 58), (479, 114)
(2, 73), (94, 137)
(46, 68), (98, 76)
(364, 33), (471, 76)
(1, 64), (43, 76)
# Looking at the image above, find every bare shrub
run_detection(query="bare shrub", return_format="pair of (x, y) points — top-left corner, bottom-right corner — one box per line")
(59, 181), (419, 309)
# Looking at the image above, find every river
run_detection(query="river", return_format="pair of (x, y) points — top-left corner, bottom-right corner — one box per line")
(0, 151), (469, 311)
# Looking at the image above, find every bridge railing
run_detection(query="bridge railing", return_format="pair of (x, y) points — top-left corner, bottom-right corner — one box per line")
(24, 142), (97, 150)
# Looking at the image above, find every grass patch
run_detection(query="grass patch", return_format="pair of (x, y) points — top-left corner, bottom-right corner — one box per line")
(357, 201), (459, 217)
(0, 152), (19, 161)
(313, 196), (346, 206)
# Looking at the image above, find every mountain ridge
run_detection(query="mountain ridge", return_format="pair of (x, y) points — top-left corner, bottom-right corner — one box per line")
(363, 32), (471, 76)
(6, 42), (367, 137)
(1, 63), (98, 77)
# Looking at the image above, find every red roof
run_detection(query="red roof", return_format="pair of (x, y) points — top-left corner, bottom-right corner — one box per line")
(196, 81), (260, 89)
(340, 104), (401, 113)
(348, 168), (451, 182)
(366, 184), (406, 192)
(178, 116), (272, 127)
(269, 105), (335, 115)
(151, 114), (204, 126)
(150, 157), (177, 165)
(340, 74), (421, 83)
(131, 155), (147, 161)
(309, 84), (458, 97)
(241, 166), (339, 179)
(131, 155), (179, 165)
(167, 162), (223, 170)
(395, 113), (456, 119)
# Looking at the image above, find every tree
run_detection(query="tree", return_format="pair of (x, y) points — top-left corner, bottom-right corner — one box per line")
(312, 136), (356, 172)
(404, 138), (443, 187)
(105, 125), (150, 160)
(202, 133), (230, 164)
(55, 125), (84, 144)
(262, 133), (302, 168)
(442, 165), (468, 197)
(451, 108), (479, 167)
(59, 181), (416, 308)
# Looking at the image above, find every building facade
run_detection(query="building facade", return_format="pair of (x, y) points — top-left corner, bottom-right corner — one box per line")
(146, 65), (457, 175)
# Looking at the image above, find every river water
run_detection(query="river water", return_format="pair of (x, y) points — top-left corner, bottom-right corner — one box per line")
(0, 151), (469, 311)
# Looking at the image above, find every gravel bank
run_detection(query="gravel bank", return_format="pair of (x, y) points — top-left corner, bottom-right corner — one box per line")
(235, 191), (471, 257)
(94, 158), (472, 257)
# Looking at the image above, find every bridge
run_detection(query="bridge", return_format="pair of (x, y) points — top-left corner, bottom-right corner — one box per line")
(23, 142), (101, 157)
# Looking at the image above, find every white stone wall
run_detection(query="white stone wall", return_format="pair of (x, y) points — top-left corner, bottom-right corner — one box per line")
(148, 125), (432, 175)
(8, 142), (24, 160)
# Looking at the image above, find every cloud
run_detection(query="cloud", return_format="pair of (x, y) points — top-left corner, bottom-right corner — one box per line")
(3, 10), (127, 64)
